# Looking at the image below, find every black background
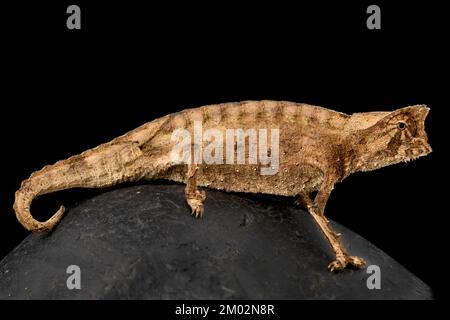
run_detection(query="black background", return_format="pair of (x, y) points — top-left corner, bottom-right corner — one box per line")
(1, 1), (447, 300)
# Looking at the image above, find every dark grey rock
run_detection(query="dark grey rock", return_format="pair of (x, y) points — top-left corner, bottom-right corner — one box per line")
(0, 184), (432, 299)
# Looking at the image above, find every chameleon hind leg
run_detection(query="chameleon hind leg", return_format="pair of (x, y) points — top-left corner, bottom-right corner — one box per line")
(185, 164), (206, 218)
(296, 191), (366, 272)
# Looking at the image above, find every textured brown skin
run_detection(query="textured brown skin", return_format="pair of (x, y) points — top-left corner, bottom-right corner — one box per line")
(13, 101), (432, 271)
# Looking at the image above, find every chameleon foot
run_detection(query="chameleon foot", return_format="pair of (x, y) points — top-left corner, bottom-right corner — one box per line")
(328, 255), (366, 272)
(328, 257), (346, 272)
(185, 164), (206, 218)
(186, 190), (206, 218)
(347, 255), (366, 268)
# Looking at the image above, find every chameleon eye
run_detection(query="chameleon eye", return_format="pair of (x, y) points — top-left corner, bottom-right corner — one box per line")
(397, 122), (406, 130)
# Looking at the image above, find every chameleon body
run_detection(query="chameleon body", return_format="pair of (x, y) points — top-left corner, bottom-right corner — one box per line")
(13, 101), (431, 271)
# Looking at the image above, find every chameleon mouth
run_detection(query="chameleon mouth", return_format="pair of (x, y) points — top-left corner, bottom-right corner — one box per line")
(403, 145), (432, 163)
(403, 157), (418, 163)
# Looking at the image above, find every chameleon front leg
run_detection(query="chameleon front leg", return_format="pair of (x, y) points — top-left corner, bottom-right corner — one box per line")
(297, 184), (366, 272)
(185, 164), (206, 218)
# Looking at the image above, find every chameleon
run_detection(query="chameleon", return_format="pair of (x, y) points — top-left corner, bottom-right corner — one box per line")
(13, 101), (431, 271)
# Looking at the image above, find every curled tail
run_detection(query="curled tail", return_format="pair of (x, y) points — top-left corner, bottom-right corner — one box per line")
(13, 141), (145, 233)
(14, 182), (65, 232)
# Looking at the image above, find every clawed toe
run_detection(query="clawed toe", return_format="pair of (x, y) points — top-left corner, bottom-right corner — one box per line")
(328, 258), (346, 272)
(187, 190), (206, 218)
(347, 256), (366, 268)
(328, 255), (366, 272)
(191, 204), (204, 218)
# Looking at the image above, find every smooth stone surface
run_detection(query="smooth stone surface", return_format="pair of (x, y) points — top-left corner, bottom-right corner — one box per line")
(0, 184), (432, 299)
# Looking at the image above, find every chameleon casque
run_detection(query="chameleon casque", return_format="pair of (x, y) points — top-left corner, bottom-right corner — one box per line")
(13, 101), (431, 271)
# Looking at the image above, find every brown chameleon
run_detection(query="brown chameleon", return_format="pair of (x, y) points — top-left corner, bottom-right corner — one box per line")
(13, 101), (431, 271)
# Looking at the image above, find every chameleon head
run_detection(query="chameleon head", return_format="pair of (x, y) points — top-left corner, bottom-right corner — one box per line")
(353, 105), (432, 171)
